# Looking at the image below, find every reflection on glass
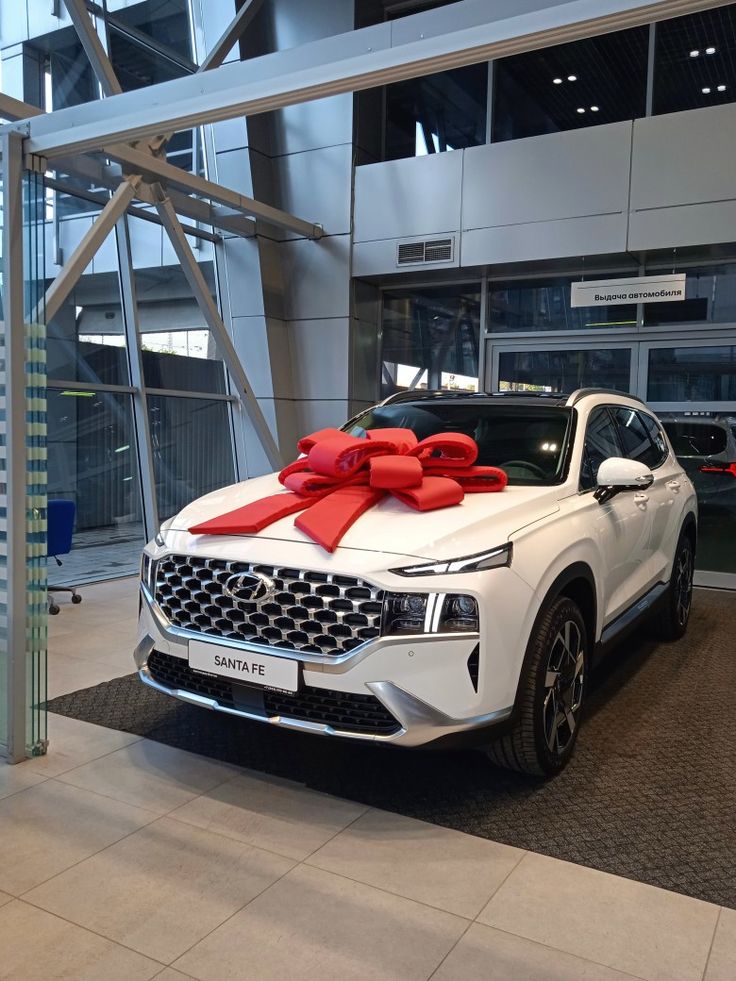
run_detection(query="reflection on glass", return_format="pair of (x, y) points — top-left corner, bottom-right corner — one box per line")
(381, 286), (481, 398)
(498, 349), (631, 393)
(648, 346), (736, 402)
(46, 390), (144, 583)
(46, 266), (130, 387)
(492, 27), (648, 142)
(644, 264), (736, 326)
(489, 277), (637, 332)
(384, 64), (487, 160)
(659, 412), (736, 575)
(134, 262), (227, 394)
(148, 396), (236, 522)
(653, 6), (736, 116)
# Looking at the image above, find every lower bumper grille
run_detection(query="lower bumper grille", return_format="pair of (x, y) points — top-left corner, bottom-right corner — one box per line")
(146, 649), (401, 736)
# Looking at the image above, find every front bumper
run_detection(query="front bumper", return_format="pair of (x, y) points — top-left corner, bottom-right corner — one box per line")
(135, 587), (514, 747)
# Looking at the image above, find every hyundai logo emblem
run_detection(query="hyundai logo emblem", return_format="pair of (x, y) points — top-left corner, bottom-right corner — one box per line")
(223, 572), (275, 603)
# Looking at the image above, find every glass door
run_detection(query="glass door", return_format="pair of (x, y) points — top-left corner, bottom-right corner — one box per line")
(640, 340), (736, 587)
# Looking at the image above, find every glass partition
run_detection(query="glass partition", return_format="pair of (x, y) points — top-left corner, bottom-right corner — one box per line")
(489, 276), (638, 333)
(381, 285), (481, 398)
(498, 348), (632, 393)
(148, 395), (235, 522)
(492, 26), (648, 142)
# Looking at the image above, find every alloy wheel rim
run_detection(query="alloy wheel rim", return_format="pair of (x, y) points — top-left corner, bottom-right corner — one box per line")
(543, 620), (585, 756)
(675, 547), (693, 627)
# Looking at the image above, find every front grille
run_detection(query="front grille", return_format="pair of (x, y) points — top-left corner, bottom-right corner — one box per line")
(154, 554), (384, 656)
(146, 649), (401, 736)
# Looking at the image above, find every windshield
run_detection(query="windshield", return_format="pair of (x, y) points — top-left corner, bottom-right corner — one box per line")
(345, 401), (573, 485)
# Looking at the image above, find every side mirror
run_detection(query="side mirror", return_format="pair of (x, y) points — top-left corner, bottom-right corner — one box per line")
(594, 457), (653, 504)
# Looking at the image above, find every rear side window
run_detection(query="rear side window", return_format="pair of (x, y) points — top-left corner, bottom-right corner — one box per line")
(612, 408), (666, 469)
(662, 421), (727, 458)
(580, 407), (621, 490)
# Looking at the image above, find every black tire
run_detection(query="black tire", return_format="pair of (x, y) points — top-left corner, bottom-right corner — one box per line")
(49, 603), (60, 616)
(487, 596), (588, 777)
(650, 531), (694, 641)
(71, 593), (82, 605)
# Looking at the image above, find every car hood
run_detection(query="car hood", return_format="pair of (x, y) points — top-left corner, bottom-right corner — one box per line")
(169, 473), (560, 560)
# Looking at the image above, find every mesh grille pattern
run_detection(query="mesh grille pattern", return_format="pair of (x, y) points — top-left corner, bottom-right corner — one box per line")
(147, 649), (401, 735)
(154, 554), (384, 655)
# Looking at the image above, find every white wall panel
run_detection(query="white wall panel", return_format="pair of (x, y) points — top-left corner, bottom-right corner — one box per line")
(280, 235), (351, 320)
(354, 151), (463, 244)
(462, 121), (632, 230)
(288, 319), (350, 399)
(462, 213), (629, 266)
(628, 103), (736, 250)
(272, 143), (353, 238)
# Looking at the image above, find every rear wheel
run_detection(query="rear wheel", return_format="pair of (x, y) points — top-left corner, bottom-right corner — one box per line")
(651, 532), (694, 641)
(487, 596), (588, 777)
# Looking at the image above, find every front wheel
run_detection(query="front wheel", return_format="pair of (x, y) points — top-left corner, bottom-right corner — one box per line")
(651, 532), (694, 641)
(486, 596), (588, 777)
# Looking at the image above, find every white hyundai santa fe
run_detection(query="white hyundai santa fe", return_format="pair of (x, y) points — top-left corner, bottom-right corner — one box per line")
(136, 388), (697, 776)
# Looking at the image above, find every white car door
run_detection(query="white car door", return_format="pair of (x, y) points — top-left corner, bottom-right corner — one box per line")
(580, 406), (654, 623)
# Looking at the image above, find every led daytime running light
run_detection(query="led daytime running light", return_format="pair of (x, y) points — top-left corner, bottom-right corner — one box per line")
(391, 543), (512, 577)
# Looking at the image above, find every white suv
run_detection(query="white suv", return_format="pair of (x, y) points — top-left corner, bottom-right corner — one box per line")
(136, 389), (697, 776)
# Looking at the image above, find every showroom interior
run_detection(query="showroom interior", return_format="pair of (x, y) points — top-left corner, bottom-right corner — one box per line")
(1, 0), (736, 978)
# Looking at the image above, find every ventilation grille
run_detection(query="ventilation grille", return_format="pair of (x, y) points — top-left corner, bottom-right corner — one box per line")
(397, 237), (454, 266)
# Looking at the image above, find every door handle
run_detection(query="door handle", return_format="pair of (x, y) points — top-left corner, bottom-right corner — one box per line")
(633, 492), (649, 504)
(667, 480), (681, 491)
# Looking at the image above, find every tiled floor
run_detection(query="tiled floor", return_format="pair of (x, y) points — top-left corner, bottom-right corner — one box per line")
(0, 577), (733, 980)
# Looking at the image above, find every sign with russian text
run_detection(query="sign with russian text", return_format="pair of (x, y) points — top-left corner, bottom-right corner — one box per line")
(571, 274), (686, 308)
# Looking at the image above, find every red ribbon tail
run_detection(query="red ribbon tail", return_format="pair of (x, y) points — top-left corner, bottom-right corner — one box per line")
(392, 476), (464, 511)
(189, 492), (310, 536)
(295, 486), (384, 553)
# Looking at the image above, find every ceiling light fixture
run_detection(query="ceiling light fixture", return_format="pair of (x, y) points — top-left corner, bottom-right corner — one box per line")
(553, 77), (563, 84)
(568, 74), (577, 81)
(702, 86), (712, 94)
(690, 49), (700, 57)
(577, 107), (585, 113)
(718, 84), (727, 91)
(706, 46), (716, 54)
(591, 105), (599, 111)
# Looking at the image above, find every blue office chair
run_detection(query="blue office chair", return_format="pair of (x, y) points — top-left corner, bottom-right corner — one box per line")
(47, 499), (82, 615)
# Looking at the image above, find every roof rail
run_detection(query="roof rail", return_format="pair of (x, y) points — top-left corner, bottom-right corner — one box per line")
(567, 388), (647, 407)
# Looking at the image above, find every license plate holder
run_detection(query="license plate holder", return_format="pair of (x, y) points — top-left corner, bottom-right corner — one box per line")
(188, 639), (299, 694)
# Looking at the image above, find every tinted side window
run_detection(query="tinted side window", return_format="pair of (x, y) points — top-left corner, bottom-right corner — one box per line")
(638, 412), (669, 467)
(581, 408), (621, 490)
(613, 408), (664, 469)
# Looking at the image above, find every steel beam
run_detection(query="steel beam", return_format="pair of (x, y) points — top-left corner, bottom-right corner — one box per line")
(106, 142), (322, 238)
(62, 0), (123, 97)
(1, 130), (29, 762)
(199, 0), (266, 71)
(115, 217), (160, 540)
(40, 177), (140, 324)
(0, 92), (43, 122)
(154, 188), (284, 470)
(15, 0), (732, 158)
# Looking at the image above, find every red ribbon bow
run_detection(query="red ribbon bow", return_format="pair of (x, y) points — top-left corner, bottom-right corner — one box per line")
(189, 427), (508, 553)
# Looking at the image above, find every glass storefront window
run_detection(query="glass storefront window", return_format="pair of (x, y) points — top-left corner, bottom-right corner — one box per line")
(133, 262), (227, 394)
(498, 349), (631, 393)
(46, 230), (131, 388)
(148, 396), (236, 522)
(489, 276), (637, 333)
(644, 263), (736, 326)
(384, 64), (488, 160)
(659, 411), (736, 575)
(381, 285), (481, 398)
(46, 389), (145, 584)
(492, 27), (648, 143)
(653, 4), (736, 116)
(647, 346), (736, 402)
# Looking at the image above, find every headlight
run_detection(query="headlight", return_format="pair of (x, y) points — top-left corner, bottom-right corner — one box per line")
(382, 592), (479, 635)
(390, 543), (512, 577)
